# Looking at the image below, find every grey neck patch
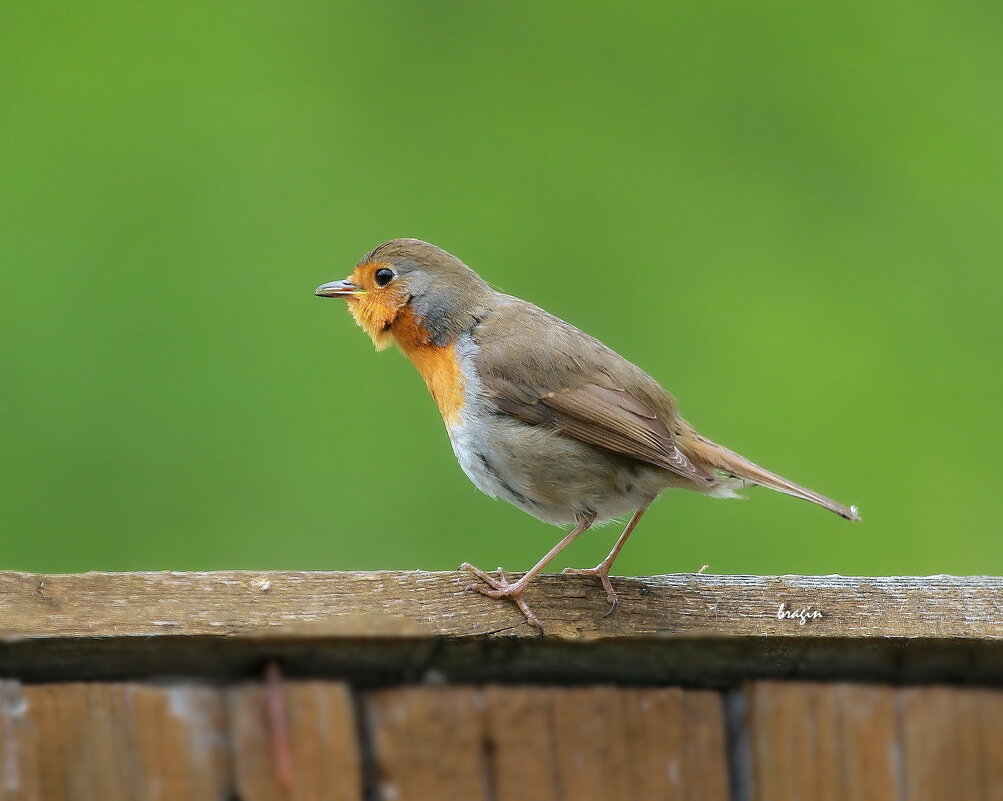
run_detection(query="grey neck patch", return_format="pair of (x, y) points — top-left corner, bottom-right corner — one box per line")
(410, 281), (488, 346)
(391, 259), (491, 347)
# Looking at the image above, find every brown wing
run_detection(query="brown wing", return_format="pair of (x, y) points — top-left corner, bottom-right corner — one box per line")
(485, 376), (717, 487)
(474, 296), (719, 487)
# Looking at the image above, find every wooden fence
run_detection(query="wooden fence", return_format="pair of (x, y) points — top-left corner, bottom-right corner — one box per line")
(1, 570), (1001, 799)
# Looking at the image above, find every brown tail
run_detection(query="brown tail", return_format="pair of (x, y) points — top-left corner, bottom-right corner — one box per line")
(681, 434), (860, 521)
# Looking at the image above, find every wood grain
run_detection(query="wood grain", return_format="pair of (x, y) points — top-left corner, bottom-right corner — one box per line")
(364, 685), (727, 801)
(743, 681), (1003, 801)
(482, 687), (560, 801)
(1, 570), (1000, 639)
(745, 681), (899, 801)
(1, 571), (1001, 683)
(548, 687), (729, 801)
(680, 690), (730, 801)
(977, 688), (1003, 801)
(364, 687), (489, 801)
(1, 676), (1000, 799)
(0, 681), (227, 801)
(548, 687), (634, 800)
(899, 686), (1003, 801)
(228, 680), (363, 801)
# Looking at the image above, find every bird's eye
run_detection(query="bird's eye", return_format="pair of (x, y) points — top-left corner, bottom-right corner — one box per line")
(374, 268), (395, 287)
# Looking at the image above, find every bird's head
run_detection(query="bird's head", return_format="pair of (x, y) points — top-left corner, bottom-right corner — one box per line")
(316, 238), (492, 351)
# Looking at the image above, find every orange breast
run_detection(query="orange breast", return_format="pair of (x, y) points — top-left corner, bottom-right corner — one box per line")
(391, 307), (466, 426)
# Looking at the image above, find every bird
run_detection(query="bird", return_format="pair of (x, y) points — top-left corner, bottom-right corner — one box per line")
(316, 238), (859, 630)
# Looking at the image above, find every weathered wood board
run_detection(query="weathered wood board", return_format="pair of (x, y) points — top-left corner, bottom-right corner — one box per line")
(740, 681), (1003, 801)
(364, 685), (728, 801)
(0, 681), (228, 801)
(1, 680), (1001, 800)
(0, 571), (1000, 683)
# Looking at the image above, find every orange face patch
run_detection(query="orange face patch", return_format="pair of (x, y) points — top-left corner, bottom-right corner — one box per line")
(343, 261), (408, 351)
(343, 261), (465, 426)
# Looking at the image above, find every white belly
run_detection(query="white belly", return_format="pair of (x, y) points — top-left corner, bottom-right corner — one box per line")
(445, 333), (666, 526)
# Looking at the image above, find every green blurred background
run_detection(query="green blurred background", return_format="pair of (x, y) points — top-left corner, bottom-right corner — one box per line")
(1, 2), (1000, 577)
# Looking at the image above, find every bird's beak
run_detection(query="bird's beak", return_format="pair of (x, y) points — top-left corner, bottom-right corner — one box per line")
(315, 279), (364, 298)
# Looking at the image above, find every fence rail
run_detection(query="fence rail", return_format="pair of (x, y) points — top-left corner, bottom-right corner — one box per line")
(1, 570), (1001, 683)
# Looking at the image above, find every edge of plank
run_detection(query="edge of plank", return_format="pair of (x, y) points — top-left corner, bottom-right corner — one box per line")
(1, 571), (1000, 684)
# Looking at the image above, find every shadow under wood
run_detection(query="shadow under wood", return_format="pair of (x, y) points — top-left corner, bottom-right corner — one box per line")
(3, 633), (1002, 686)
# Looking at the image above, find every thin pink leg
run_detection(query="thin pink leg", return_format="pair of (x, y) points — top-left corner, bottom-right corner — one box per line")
(460, 512), (597, 631)
(563, 503), (650, 616)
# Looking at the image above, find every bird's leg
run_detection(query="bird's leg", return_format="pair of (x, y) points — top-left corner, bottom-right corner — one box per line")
(563, 503), (650, 616)
(460, 512), (597, 631)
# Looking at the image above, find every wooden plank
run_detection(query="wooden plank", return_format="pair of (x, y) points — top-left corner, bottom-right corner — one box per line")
(899, 686), (1003, 801)
(364, 687), (488, 801)
(122, 685), (229, 799)
(0, 681), (227, 801)
(679, 690), (730, 801)
(976, 688), (1003, 801)
(547, 687), (729, 801)
(0, 681), (41, 801)
(747, 682), (815, 801)
(745, 681), (899, 801)
(1, 571), (1001, 685)
(1, 571), (1000, 641)
(365, 686), (727, 801)
(831, 684), (899, 801)
(482, 687), (559, 801)
(228, 680), (362, 801)
(619, 688), (686, 799)
(549, 687), (634, 799)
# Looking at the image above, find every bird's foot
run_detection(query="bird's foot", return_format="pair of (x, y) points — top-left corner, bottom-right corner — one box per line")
(458, 563), (543, 633)
(562, 561), (619, 617)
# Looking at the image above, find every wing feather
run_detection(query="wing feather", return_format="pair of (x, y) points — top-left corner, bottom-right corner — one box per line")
(474, 297), (718, 487)
(488, 380), (715, 486)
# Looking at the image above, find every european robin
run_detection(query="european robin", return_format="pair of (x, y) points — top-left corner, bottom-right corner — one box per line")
(316, 239), (859, 630)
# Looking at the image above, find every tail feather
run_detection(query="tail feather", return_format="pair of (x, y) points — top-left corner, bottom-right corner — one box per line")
(682, 435), (861, 521)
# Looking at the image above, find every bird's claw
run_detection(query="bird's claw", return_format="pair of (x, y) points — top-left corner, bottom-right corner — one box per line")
(562, 563), (619, 616)
(459, 562), (544, 633)
(601, 595), (619, 618)
(458, 562), (506, 590)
